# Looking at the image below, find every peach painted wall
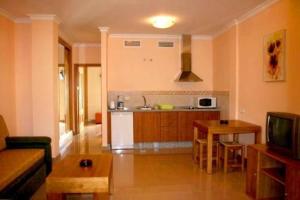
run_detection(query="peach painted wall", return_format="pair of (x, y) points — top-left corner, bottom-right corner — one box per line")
(71, 45), (101, 133)
(31, 19), (59, 157)
(108, 37), (213, 91)
(73, 45), (101, 64)
(286, 0), (300, 113)
(14, 22), (33, 136)
(213, 0), (300, 143)
(87, 67), (102, 120)
(238, 0), (298, 144)
(100, 29), (108, 147)
(213, 27), (237, 119)
(0, 14), (16, 135)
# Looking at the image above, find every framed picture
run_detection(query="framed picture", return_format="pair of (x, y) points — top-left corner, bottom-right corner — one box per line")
(263, 30), (286, 82)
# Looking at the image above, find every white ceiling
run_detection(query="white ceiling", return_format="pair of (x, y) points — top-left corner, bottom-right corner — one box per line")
(0, 0), (269, 43)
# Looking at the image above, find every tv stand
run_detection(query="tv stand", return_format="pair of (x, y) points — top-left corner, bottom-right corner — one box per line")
(246, 144), (300, 200)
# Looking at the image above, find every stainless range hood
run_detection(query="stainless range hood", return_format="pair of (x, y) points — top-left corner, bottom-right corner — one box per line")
(175, 35), (203, 82)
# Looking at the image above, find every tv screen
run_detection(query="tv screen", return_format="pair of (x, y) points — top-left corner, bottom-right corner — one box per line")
(268, 115), (293, 148)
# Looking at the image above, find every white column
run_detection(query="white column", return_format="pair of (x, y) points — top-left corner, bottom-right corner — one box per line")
(30, 15), (60, 157)
(234, 20), (240, 119)
(98, 27), (109, 147)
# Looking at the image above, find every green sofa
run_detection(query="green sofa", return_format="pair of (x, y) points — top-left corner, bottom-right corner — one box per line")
(0, 115), (52, 200)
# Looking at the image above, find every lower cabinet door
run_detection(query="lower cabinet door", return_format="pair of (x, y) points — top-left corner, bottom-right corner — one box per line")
(161, 127), (178, 141)
(285, 166), (300, 200)
(133, 112), (161, 143)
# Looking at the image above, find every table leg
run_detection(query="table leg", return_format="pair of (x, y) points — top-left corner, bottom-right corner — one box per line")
(255, 130), (262, 144)
(193, 127), (199, 161)
(47, 193), (63, 200)
(109, 169), (114, 194)
(206, 132), (213, 174)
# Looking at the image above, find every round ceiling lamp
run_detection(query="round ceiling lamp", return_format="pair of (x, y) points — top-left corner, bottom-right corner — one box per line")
(151, 16), (176, 29)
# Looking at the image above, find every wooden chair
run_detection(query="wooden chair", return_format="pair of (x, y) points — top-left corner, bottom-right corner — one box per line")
(196, 139), (219, 169)
(193, 129), (220, 170)
(219, 137), (245, 173)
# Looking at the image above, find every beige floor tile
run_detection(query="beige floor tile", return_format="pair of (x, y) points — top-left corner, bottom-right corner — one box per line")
(32, 124), (250, 200)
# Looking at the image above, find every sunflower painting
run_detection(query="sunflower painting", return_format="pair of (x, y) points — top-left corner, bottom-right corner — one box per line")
(263, 30), (286, 81)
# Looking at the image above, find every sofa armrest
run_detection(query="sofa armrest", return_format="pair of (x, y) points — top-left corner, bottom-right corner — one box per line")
(0, 196), (14, 200)
(5, 137), (52, 175)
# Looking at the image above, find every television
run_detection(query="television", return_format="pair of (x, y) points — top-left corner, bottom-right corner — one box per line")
(266, 112), (300, 159)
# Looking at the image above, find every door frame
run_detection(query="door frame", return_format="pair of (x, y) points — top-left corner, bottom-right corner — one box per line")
(73, 63), (101, 134)
(58, 37), (73, 133)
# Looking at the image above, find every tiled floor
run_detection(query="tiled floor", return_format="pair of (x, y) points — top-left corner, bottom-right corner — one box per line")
(32, 124), (250, 200)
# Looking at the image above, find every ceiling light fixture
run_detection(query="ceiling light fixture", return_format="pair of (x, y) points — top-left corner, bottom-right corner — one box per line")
(151, 16), (175, 29)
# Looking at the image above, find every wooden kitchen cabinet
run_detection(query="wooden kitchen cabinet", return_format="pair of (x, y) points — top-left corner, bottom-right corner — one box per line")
(178, 112), (189, 141)
(132, 111), (220, 143)
(178, 111), (220, 141)
(246, 144), (300, 200)
(133, 112), (161, 142)
(160, 112), (178, 141)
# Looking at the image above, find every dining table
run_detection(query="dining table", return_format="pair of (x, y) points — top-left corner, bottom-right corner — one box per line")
(193, 120), (261, 174)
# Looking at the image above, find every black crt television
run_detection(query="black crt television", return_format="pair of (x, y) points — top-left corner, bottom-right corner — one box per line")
(266, 112), (300, 160)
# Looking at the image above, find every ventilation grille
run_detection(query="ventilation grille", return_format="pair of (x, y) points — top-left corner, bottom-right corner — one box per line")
(124, 40), (141, 47)
(158, 41), (174, 47)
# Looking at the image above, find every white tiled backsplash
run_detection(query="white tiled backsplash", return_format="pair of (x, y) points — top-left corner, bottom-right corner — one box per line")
(108, 91), (229, 119)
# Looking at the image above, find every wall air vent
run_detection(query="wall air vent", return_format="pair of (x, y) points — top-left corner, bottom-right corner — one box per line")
(124, 40), (141, 47)
(158, 41), (174, 47)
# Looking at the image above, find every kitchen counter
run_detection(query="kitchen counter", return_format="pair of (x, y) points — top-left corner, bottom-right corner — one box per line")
(108, 107), (221, 112)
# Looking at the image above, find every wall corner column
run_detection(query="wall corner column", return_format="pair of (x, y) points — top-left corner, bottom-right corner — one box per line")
(98, 27), (109, 147)
(234, 20), (240, 119)
(30, 15), (60, 157)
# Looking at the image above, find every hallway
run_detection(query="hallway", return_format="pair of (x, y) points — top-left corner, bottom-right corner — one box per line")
(61, 124), (103, 157)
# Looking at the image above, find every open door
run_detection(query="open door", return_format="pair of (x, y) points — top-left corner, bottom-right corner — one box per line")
(58, 38), (73, 150)
(74, 64), (101, 134)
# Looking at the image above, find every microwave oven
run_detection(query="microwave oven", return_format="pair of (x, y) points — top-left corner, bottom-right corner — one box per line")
(197, 97), (217, 108)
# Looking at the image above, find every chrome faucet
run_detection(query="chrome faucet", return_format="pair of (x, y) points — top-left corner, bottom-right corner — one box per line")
(142, 96), (147, 107)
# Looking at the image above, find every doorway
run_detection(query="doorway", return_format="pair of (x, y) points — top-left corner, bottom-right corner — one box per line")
(74, 64), (102, 137)
(58, 38), (73, 151)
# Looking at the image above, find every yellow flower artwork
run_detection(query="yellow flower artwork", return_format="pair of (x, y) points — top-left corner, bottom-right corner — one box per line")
(263, 30), (286, 81)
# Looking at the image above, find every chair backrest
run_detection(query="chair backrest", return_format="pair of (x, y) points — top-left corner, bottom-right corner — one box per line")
(0, 115), (9, 151)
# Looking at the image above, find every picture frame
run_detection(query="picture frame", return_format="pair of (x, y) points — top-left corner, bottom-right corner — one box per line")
(263, 30), (286, 82)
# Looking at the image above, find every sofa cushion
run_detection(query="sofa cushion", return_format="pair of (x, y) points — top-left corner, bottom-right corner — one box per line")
(0, 115), (9, 151)
(0, 149), (44, 191)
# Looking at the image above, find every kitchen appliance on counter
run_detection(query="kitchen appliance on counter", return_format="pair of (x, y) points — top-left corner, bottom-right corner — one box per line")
(117, 95), (125, 109)
(197, 97), (217, 108)
(109, 101), (116, 109)
(111, 112), (133, 149)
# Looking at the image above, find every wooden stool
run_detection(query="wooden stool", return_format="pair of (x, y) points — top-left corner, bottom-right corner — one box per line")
(219, 141), (245, 173)
(196, 139), (219, 170)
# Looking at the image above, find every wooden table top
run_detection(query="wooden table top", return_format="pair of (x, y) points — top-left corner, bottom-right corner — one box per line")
(193, 120), (261, 133)
(46, 153), (113, 193)
(49, 154), (112, 178)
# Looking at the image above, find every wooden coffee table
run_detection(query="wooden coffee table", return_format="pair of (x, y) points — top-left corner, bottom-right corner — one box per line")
(46, 154), (113, 200)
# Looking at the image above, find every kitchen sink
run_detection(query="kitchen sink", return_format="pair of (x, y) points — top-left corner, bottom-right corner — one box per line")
(136, 106), (153, 110)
